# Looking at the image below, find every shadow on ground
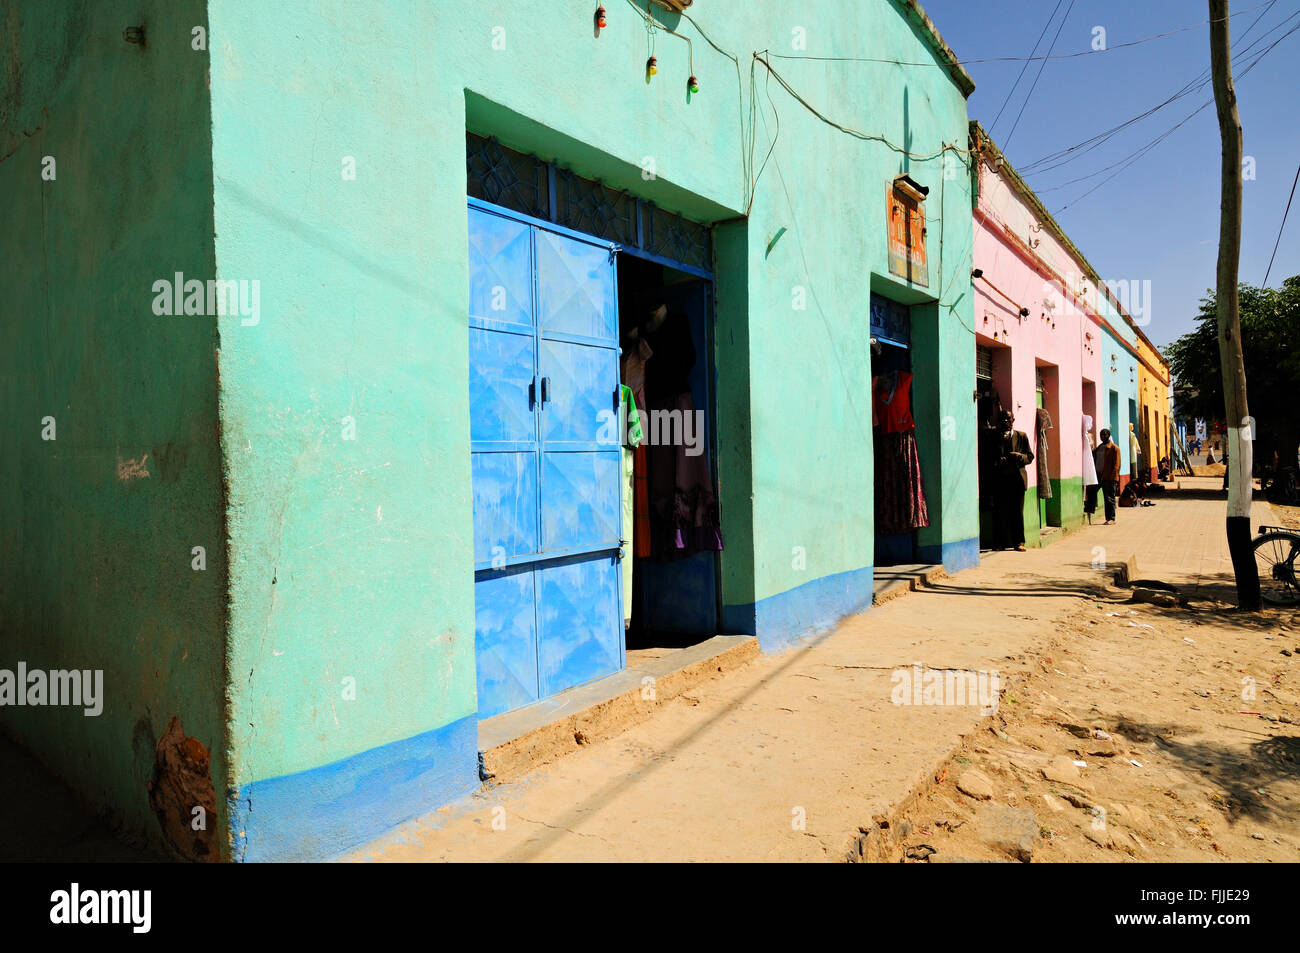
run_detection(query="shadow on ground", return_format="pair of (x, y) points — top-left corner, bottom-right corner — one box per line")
(1114, 716), (1300, 829)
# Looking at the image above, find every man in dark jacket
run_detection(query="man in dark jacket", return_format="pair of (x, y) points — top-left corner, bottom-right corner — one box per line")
(1095, 429), (1121, 524)
(993, 410), (1035, 551)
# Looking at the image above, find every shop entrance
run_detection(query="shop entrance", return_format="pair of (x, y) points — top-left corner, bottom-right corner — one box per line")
(1035, 362), (1061, 531)
(871, 293), (931, 567)
(617, 254), (723, 651)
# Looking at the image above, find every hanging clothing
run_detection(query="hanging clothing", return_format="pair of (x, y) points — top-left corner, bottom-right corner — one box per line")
(620, 385), (642, 625)
(872, 371), (929, 534)
(872, 371), (916, 433)
(1081, 414), (1099, 486)
(1035, 408), (1053, 500)
(647, 391), (723, 556)
(642, 310), (695, 409)
(875, 429), (930, 535)
(633, 443), (652, 558)
(621, 336), (653, 417)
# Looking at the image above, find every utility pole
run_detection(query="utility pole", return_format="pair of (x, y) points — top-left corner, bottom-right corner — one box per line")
(1209, 0), (1261, 609)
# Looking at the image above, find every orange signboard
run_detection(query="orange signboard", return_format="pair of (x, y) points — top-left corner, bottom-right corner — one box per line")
(888, 181), (928, 288)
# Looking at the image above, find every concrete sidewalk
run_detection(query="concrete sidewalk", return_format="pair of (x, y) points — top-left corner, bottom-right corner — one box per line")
(346, 494), (1278, 862)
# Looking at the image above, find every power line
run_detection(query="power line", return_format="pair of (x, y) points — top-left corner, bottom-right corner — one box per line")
(988, 0), (1063, 135)
(1002, 0), (1077, 150)
(763, 0), (1280, 68)
(1263, 162), (1300, 286)
(750, 53), (973, 162)
(1049, 16), (1300, 213)
(1019, 4), (1294, 177)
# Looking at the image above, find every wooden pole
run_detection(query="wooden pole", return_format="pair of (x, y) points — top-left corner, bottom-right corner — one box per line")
(1209, 0), (1261, 609)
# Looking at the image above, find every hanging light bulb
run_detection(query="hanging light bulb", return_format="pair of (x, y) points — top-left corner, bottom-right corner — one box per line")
(688, 74), (699, 93)
(647, 56), (658, 76)
(596, 6), (606, 29)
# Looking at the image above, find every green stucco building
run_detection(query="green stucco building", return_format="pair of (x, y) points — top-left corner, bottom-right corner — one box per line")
(1, 0), (978, 860)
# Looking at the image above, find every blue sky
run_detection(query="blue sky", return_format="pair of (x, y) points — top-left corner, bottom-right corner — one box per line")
(920, 0), (1300, 350)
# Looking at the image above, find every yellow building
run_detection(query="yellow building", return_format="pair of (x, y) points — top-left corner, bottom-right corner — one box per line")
(1134, 326), (1171, 481)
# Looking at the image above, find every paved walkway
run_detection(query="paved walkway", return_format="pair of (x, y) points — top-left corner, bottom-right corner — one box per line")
(347, 492), (1281, 862)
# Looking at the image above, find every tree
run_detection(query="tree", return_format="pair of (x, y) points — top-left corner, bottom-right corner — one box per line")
(1209, 0), (1259, 609)
(1166, 277), (1300, 473)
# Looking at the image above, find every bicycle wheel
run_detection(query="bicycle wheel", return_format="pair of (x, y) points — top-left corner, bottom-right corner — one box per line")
(1253, 532), (1300, 606)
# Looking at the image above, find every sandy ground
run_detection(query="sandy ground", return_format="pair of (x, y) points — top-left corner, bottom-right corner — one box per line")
(347, 493), (1299, 863)
(886, 590), (1300, 862)
(3, 490), (1293, 864)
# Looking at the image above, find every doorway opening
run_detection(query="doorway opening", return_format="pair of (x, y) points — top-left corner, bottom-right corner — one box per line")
(976, 342), (1011, 549)
(1035, 362), (1061, 532)
(1127, 397), (1139, 484)
(871, 293), (932, 567)
(617, 253), (723, 651)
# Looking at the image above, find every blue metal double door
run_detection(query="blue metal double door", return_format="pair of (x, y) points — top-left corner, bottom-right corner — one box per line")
(468, 201), (624, 719)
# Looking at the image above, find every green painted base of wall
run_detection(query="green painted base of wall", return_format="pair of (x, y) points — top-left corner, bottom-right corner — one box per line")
(1046, 477), (1084, 532)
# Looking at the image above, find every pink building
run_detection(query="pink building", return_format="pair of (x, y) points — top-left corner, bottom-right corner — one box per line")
(970, 122), (1146, 546)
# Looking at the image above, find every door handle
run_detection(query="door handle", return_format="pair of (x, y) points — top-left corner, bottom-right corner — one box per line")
(541, 377), (551, 403)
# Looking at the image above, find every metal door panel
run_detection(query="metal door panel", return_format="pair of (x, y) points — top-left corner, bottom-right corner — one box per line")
(468, 208), (533, 330)
(469, 203), (625, 720)
(535, 229), (616, 340)
(539, 338), (620, 447)
(541, 450), (621, 553)
(472, 452), (539, 565)
(536, 556), (622, 697)
(474, 568), (540, 718)
(469, 327), (536, 445)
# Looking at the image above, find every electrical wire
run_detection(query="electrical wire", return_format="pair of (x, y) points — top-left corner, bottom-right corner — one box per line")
(1050, 15), (1300, 212)
(988, 0), (1064, 135)
(1262, 161), (1300, 287)
(751, 53), (975, 163)
(762, 0), (1280, 67)
(1002, 0), (1077, 151)
(1020, 3), (1290, 176)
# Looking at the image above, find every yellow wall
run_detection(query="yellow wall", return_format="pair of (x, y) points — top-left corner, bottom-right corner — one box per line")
(1137, 336), (1170, 478)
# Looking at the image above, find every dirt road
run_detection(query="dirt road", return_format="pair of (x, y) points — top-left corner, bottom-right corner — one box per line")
(347, 492), (1299, 863)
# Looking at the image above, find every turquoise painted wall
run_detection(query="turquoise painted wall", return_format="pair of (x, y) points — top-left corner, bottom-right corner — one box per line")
(0, 1), (228, 855)
(205, 0), (975, 853)
(1098, 297), (1141, 479)
(1, 0), (974, 858)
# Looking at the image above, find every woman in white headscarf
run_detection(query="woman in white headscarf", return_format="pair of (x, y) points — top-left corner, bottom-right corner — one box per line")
(1081, 414), (1100, 523)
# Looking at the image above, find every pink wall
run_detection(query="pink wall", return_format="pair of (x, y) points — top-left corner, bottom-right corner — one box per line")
(973, 161), (1106, 490)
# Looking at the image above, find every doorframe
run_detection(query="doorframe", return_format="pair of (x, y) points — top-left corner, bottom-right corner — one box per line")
(617, 248), (723, 636)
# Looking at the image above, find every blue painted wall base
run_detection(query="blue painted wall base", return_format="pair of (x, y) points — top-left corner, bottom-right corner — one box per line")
(724, 564), (874, 654)
(918, 536), (980, 573)
(228, 715), (478, 862)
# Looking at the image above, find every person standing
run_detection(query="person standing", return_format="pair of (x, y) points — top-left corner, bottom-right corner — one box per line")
(992, 410), (1034, 551)
(1095, 429), (1121, 524)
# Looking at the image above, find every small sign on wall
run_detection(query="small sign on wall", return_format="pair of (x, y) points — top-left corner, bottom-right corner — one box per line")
(888, 176), (929, 288)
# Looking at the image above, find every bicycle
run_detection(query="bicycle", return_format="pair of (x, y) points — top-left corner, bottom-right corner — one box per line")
(1262, 465), (1300, 506)
(1253, 524), (1300, 606)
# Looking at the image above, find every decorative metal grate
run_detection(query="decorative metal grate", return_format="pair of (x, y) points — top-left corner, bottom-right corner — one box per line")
(554, 167), (637, 247)
(976, 345), (993, 381)
(642, 201), (710, 272)
(869, 293), (911, 348)
(467, 132), (711, 273)
(466, 133), (550, 220)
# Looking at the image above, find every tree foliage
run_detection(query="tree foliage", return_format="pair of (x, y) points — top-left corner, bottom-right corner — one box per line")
(1165, 275), (1300, 468)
